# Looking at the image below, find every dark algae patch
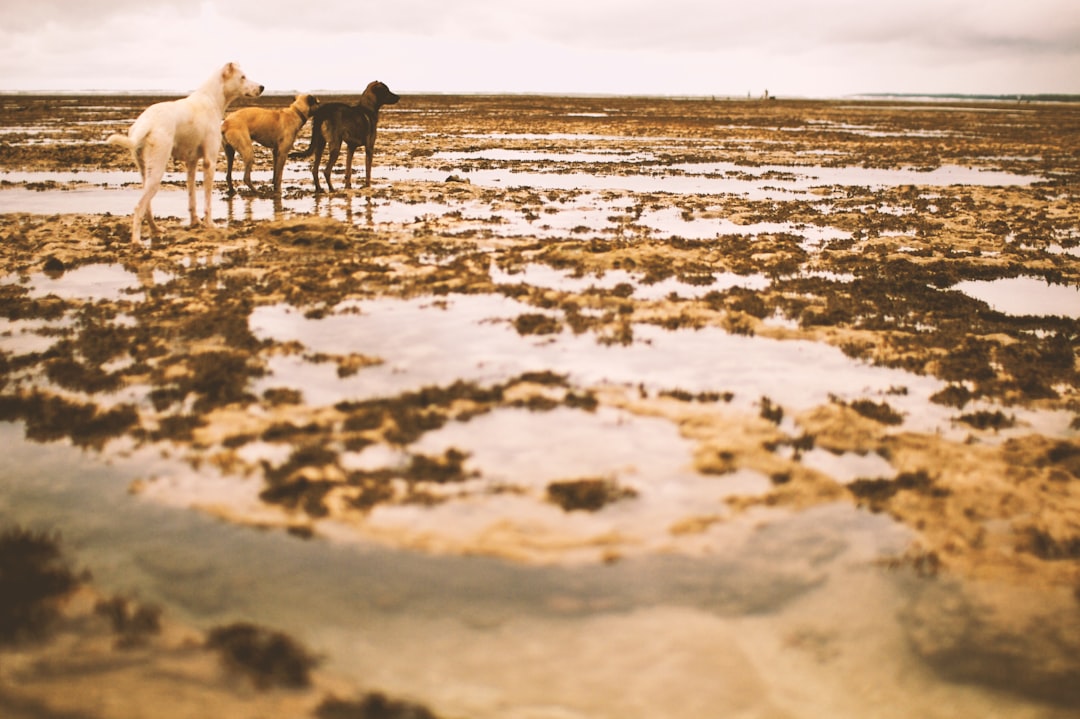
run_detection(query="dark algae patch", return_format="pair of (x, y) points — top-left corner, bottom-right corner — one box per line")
(547, 478), (638, 512)
(316, 693), (441, 719)
(848, 470), (948, 511)
(0, 391), (138, 448)
(94, 595), (163, 649)
(0, 527), (82, 643)
(206, 622), (320, 689)
(844, 398), (904, 426)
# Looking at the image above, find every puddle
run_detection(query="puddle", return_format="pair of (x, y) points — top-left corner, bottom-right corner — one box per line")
(952, 276), (1080, 318)
(0, 157), (1043, 223)
(0, 173), (638, 237)
(491, 262), (771, 299)
(784, 121), (955, 139)
(1047, 243), (1080, 258)
(3, 420), (1071, 718)
(361, 405), (775, 557)
(434, 149), (656, 163)
(0, 317), (72, 354)
(0, 169), (313, 220)
(3, 262), (172, 302)
(245, 291), (1076, 460)
(461, 132), (659, 142)
(248, 294), (966, 437)
(637, 206), (851, 245)
(798, 448), (896, 484)
(398, 161), (1042, 198)
(665, 161), (1041, 189)
(250, 294), (918, 409)
(0, 169), (133, 186)
(4, 418), (981, 719)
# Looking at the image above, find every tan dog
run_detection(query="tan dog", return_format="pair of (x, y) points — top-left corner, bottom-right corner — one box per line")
(290, 81), (399, 192)
(107, 62), (263, 244)
(222, 93), (320, 196)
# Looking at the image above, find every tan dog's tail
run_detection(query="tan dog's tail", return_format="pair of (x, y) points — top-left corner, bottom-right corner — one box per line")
(288, 139), (315, 160)
(288, 113), (322, 160)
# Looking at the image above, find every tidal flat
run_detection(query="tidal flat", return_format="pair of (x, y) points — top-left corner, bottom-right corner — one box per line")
(0, 93), (1078, 718)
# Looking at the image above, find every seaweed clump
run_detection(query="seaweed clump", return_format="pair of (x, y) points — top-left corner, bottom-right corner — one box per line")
(94, 595), (162, 648)
(514, 312), (562, 336)
(316, 692), (440, 719)
(0, 392), (138, 448)
(205, 621), (319, 689)
(547, 478), (638, 512)
(848, 399), (904, 425)
(848, 470), (949, 511)
(0, 527), (83, 643)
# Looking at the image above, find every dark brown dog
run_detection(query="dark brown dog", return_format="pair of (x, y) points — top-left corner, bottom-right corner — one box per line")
(290, 81), (399, 192)
(222, 93), (320, 196)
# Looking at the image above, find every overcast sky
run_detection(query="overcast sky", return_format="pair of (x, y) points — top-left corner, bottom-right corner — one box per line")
(2, 1), (1078, 97)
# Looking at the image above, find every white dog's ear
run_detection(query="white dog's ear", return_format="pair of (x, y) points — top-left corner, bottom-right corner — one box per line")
(222, 62), (238, 79)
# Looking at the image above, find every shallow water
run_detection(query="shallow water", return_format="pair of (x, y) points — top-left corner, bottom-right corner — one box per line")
(637, 205), (852, 245)
(4, 262), (173, 301)
(1, 95), (1077, 717)
(0, 154), (1041, 221)
(953, 276), (1080, 319)
(249, 294), (946, 416)
(490, 262), (773, 298)
(3, 421), (1064, 719)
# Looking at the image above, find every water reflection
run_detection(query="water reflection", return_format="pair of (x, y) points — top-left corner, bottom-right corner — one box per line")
(249, 294), (950, 424)
(952, 276), (1080, 319)
(3, 420), (1073, 717)
(224, 190), (283, 223)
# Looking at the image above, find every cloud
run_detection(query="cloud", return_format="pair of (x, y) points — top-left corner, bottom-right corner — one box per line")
(0, 0), (1077, 94)
(2, 0), (187, 32)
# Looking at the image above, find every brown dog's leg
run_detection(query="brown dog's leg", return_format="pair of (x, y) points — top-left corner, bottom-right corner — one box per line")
(224, 143), (237, 196)
(343, 145), (356, 190)
(242, 151), (257, 194)
(364, 144), (374, 188)
(311, 138), (325, 193)
(324, 142), (341, 193)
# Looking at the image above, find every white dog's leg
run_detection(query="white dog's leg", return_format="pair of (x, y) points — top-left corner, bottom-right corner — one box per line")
(133, 151), (167, 245)
(145, 206), (160, 238)
(185, 162), (199, 227)
(201, 154), (215, 227)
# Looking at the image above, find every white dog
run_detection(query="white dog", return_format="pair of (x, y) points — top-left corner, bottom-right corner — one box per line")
(107, 62), (263, 244)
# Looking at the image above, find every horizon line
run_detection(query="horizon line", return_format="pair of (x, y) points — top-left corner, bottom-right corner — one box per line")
(1, 88), (1078, 102)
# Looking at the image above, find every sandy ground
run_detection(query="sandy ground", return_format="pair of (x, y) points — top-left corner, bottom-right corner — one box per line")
(0, 92), (1078, 717)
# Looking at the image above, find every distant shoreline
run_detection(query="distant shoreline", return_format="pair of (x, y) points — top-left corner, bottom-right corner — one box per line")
(0, 90), (1077, 103)
(853, 92), (1080, 103)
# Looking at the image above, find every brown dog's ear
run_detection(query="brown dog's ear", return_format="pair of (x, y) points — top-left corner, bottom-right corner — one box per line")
(308, 94), (319, 106)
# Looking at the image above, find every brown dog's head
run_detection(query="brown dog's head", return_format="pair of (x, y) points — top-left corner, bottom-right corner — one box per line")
(365, 81), (400, 108)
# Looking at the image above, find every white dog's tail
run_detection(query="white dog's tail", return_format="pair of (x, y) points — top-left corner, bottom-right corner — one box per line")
(107, 132), (149, 178)
(106, 133), (133, 150)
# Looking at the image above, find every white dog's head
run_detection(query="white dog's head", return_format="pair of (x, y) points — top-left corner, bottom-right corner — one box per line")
(220, 62), (264, 101)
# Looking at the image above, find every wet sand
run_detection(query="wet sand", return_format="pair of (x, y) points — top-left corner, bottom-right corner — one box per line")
(0, 93), (1078, 717)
